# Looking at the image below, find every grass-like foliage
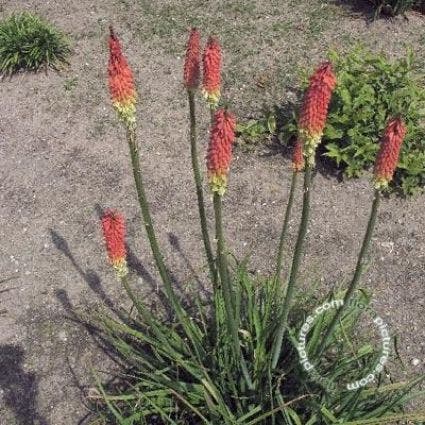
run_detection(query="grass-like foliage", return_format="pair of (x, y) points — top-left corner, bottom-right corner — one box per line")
(90, 274), (425, 424)
(85, 28), (425, 424)
(0, 12), (70, 75)
(281, 48), (425, 196)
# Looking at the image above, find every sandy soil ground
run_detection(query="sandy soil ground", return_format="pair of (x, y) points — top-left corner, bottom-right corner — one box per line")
(0, 0), (424, 423)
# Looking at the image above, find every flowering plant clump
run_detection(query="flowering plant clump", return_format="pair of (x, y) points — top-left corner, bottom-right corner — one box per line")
(86, 27), (425, 425)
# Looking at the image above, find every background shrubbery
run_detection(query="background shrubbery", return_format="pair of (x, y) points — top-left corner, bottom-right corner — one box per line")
(326, 49), (424, 195)
(256, 48), (425, 196)
(368, 0), (425, 16)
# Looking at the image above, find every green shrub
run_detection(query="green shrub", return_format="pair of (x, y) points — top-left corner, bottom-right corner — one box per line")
(0, 12), (70, 75)
(236, 110), (276, 150)
(281, 48), (425, 196)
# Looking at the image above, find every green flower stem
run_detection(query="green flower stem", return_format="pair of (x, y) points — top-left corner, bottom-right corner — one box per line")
(120, 274), (200, 362)
(274, 171), (298, 282)
(120, 273), (152, 321)
(317, 189), (381, 357)
(213, 192), (253, 390)
(272, 165), (313, 369)
(213, 192), (233, 308)
(126, 127), (204, 356)
(187, 89), (216, 283)
(126, 128), (174, 302)
(210, 106), (216, 123)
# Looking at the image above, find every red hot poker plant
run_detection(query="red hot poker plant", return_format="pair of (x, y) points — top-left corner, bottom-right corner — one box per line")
(183, 28), (217, 282)
(107, 27), (202, 354)
(208, 107), (254, 389)
(202, 36), (221, 108)
(184, 28), (216, 282)
(272, 63), (335, 368)
(318, 118), (406, 356)
(108, 26), (137, 128)
(374, 117), (407, 190)
(183, 28), (201, 90)
(101, 209), (128, 278)
(96, 26), (423, 422)
(298, 61), (336, 166)
(207, 108), (236, 196)
(274, 138), (304, 282)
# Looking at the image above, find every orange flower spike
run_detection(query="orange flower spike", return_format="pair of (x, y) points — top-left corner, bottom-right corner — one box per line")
(108, 26), (137, 127)
(101, 210), (128, 278)
(374, 117), (407, 190)
(207, 109), (236, 195)
(292, 138), (305, 172)
(202, 36), (221, 108)
(183, 28), (201, 90)
(298, 61), (336, 165)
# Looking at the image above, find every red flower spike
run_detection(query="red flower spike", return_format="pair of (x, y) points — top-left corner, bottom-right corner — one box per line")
(101, 210), (128, 277)
(292, 138), (305, 172)
(298, 61), (336, 165)
(207, 109), (236, 195)
(202, 36), (221, 108)
(183, 28), (201, 89)
(108, 26), (137, 127)
(374, 117), (407, 190)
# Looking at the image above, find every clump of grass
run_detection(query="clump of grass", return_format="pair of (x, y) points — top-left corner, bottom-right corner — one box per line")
(0, 12), (71, 76)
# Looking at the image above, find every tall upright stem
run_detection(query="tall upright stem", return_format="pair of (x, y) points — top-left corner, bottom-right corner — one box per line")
(126, 128), (174, 302)
(275, 172), (298, 282)
(213, 193), (253, 389)
(121, 274), (154, 324)
(126, 127), (203, 354)
(317, 189), (381, 357)
(272, 166), (313, 369)
(209, 106), (216, 123)
(213, 193), (234, 327)
(188, 90), (216, 282)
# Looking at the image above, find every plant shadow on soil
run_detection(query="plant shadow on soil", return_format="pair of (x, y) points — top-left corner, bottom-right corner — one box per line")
(49, 204), (209, 315)
(49, 204), (210, 341)
(0, 344), (49, 425)
(49, 209), (211, 424)
(53, 288), (121, 425)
